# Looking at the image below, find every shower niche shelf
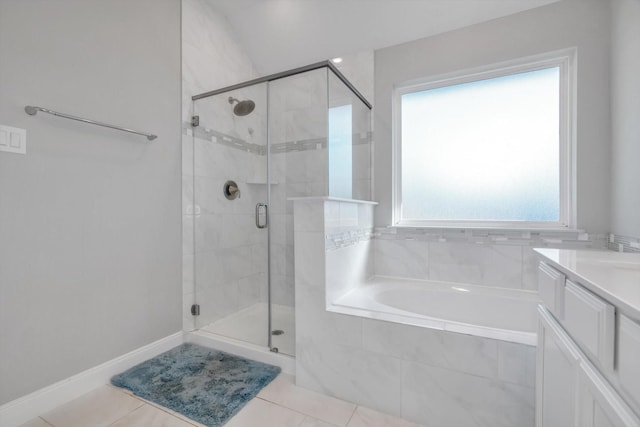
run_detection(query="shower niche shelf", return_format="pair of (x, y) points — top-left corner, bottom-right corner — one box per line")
(246, 180), (279, 185)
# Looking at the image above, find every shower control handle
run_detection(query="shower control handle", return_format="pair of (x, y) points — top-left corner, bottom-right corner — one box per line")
(255, 203), (268, 229)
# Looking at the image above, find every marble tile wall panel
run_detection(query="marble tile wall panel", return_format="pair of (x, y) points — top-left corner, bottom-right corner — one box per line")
(296, 340), (403, 417)
(294, 201), (325, 233)
(193, 137), (253, 180)
(401, 361), (534, 427)
(270, 213), (293, 245)
(270, 70), (328, 112)
(362, 319), (499, 379)
(270, 154), (287, 190)
(339, 203), (359, 229)
(182, 0), (256, 122)
(195, 91), (267, 148)
(324, 201), (341, 232)
(324, 201), (375, 235)
(271, 274), (295, 307)
(296, 286), (363, 350)
(238, 272), (267, 310)
(269, 70), (328, 169)
(374, 239), (429, 279)
(294, 231), (326, 291)
(497, 341), (536, 388)
(326, 240), (373, 304)
(195, 284), (236, 327)
(358, 204), (375, 228)
(196, 246), (253, 288)
(428, 242), (522, 288)
(374, 227), (607, 291)
(193, 176), (262, 215)
(286, 149), (327, 195)
(522, 246), (542, 290)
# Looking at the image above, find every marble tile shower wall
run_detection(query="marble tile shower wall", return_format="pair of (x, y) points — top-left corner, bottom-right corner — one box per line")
(373, 228), (608, 290)
(294, 199), (536, 427)
(182, 0), (258, 331)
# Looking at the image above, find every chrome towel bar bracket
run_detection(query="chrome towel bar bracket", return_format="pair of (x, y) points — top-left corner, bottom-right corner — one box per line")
(25, 105), (157, 141)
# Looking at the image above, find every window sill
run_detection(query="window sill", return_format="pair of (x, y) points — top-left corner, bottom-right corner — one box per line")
(389, 224), (586, 236)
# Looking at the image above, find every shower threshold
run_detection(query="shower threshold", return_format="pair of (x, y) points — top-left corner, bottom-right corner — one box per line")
(200, 302), (295, 356)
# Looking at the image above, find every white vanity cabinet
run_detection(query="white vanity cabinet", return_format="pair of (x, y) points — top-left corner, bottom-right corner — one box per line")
(578, 360), (639, 427)
(537, 306), (580, 427)
(535, 249), (640, 427)
(537, 304), (640, 427)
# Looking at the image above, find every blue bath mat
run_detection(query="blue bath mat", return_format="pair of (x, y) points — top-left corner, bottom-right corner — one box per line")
(111, 343), (281, 427)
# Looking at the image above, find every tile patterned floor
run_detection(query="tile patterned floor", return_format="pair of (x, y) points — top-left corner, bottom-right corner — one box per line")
(18, 374), (425, 427)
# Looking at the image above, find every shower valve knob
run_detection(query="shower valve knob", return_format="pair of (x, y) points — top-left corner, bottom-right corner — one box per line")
(223, 180), (240, 200)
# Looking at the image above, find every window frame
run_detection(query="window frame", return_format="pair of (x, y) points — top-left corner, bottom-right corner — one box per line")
(392, 49), (577, 229)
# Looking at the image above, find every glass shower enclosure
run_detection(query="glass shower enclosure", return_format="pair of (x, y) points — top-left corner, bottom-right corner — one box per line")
(189, 62), (371, 356)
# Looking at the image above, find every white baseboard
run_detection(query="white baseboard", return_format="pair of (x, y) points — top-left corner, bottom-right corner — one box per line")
(186, 330), (296, 375)
(0, 332), (184, 427)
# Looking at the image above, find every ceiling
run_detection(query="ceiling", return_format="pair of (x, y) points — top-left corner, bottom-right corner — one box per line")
(209, 0), (561, 75)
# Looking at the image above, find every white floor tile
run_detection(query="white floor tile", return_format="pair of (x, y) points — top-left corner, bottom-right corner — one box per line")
(17, 418), (53, 427)
(108, 404), (196, 427)
(348, 406), (425, 427)
(258, 374), (356, 426)
(300, 416), (340, 427)
(224, 398), (305, 427)
(113, 389), (207, 426)
(40, 385), (143, 427)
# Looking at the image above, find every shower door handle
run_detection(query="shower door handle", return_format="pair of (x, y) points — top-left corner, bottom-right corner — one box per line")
(255, 203), (268, 229)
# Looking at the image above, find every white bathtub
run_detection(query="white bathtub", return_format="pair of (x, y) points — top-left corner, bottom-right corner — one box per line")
(330, 276), (539, 345)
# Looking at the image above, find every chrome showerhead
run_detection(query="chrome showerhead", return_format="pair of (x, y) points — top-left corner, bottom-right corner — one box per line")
(228, 97), (255, 116)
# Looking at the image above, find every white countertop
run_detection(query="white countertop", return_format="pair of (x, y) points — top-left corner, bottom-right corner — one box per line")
(535, 248), (640, 321)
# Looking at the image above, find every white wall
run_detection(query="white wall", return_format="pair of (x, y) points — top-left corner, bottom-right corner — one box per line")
(0, 0), (182, 405)
(374, 0), (611, 233)
(610, 0), (640, 239)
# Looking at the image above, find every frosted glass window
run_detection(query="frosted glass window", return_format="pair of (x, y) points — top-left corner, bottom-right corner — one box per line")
(328, 104), (353, 198)
(400, 67), (561, 223)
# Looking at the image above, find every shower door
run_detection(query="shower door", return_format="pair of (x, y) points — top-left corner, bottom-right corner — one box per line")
(190, 67), (338, 357)
(191, 83), (273, 350)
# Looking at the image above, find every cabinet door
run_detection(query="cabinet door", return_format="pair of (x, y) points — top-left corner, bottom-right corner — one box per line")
(578, 360), (640, 427)
(537, 306), (581, 427)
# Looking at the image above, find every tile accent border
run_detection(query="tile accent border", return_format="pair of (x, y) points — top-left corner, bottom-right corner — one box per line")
(608, 233), (640, 253)
(184, 122), (372, 156)
(326, 228), (374, 250)
(376, 226), (608, 249)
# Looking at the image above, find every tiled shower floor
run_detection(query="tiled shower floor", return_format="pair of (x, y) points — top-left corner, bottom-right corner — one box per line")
(200, 303), (295, 356)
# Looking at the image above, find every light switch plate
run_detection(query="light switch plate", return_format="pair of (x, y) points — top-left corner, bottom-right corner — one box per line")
(0, 125), (27, 154)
